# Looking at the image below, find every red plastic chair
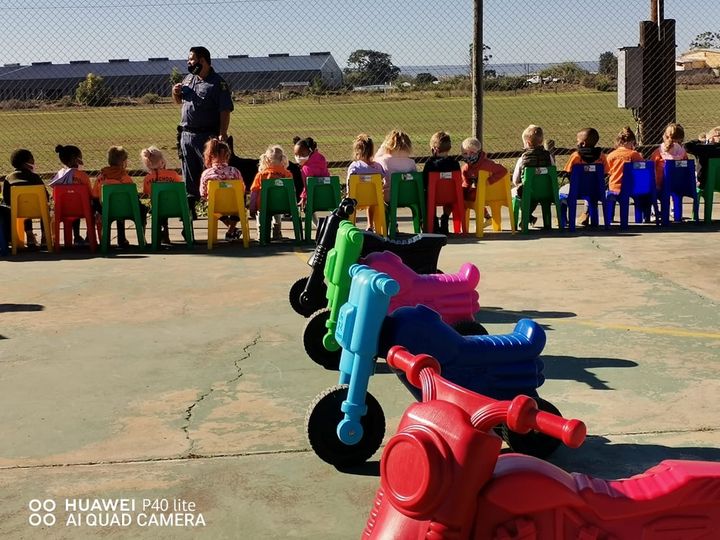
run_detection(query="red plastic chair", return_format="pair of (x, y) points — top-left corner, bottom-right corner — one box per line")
(426, 170), (465, 234)
(53, 184), (96, 252)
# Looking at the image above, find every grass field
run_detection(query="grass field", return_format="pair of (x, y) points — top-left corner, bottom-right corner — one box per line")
(1, 86), (718, 177)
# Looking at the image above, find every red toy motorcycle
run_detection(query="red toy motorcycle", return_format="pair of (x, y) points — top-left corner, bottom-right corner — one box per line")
(362, 346), (720, 539)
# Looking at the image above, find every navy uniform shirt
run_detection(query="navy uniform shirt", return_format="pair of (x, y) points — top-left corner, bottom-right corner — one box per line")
(180, 68), (234, 133)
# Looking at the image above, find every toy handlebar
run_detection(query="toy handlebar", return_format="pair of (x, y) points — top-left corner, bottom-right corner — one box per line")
(387, 346), (586, 449)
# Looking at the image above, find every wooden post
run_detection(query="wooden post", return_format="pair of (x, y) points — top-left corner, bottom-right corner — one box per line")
(472, 0), (483, 143)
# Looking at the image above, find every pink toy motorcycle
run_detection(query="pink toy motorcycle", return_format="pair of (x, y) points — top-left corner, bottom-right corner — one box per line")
(362, 346), (720, 540)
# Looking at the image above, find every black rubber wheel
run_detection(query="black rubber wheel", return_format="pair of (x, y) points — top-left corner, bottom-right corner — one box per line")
(289, 277), (326, 317)
(303, 308), (342, 370)
(501, 397), (562, 459)
(306, 384), (385, 468)
(452, 319), (488, 336)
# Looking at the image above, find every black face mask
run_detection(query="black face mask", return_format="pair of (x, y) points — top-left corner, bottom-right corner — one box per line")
(187, 63), (202, 75)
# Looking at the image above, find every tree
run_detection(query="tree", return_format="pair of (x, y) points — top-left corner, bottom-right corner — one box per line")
(415, 72), (438, 85)
(538, 62), (589, 84)
(344, 50), (400, 86)
(598, 51), (618, 78)
(75, 73), (112, 106)
(690, 31), (720, 50)
(169, 67), (183, 85)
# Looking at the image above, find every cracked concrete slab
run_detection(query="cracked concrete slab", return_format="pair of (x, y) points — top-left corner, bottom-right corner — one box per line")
(1, 213), (719, 538)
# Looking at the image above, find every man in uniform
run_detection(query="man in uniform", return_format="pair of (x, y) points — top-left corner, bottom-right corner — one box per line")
(172, 46), (234, 215)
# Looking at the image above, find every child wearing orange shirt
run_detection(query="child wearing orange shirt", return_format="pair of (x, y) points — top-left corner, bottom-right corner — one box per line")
(249, 145), (292, 241)
(140, 146), (183, 244)
(650, 123), (688, 190)
(50, 144), (92, 246)
(606, 127), (644, 194)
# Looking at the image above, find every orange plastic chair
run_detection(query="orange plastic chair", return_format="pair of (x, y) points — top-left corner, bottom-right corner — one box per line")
(426, 170), (465, 234)
(52, 184), (96, 252)
(10, 185), (53, 255)
(347, 173), (387, 235)
(464, 171), (516, 237)
(207, 180), (250, 249)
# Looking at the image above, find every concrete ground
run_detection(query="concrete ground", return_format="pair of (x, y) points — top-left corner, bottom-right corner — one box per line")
(1, 209), (719, 539)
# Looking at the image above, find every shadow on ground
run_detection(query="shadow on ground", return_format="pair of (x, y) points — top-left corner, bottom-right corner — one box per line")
(543, 355), (638, 390)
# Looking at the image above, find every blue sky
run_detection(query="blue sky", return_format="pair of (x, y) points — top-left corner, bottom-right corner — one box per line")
(0, 0), (716, 67)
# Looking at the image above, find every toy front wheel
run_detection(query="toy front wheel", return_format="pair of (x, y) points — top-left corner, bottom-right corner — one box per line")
(452, 319), (488, 336)
(501, 397), (562, 459)
(303, 308), (341, 370)
(289, 276), (327, 317)
(306, 384), (385, 468)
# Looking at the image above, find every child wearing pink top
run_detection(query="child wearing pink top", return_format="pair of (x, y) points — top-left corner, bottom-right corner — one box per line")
(199, 138), (244, 241)
(347, 133), (386, 231)
(294, 136), (330, 206)
(650, 123), (688, 190)
(374, 129), (416, 202)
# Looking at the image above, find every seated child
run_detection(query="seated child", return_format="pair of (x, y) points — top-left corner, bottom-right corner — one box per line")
(347, 133), (386, 231)
(460, 137), (508, 227)
(511, 125), (555, 225)
(606, 127), (644, 195)
(685, 126), (720, 190)
(294, 136), (330, 208)
(50, 144), (92, 246)
(92, 146), (148, 248)
(1, 148), (48, 247)
(422, 131), (461, 234)
(650, 123), (688, 191)
(140, 146), (183, 244)
(249, 145), (293, 241)
(199, 138), (244, 241)
(375, 129), (416, 203)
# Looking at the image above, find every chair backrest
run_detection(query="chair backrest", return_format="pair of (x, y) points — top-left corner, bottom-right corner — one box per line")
(390, 171), (424, 207)
(522, 166), (558, 200)
(306, 175), (341, 211)
(13, 185), (49, 216)
(151, 182), (188, 218)
(53, 184), (91, 217)
(101, 183), (140, 220)
(707, 157), (720, 193)
(621, 161), (655, 196)
(662, 159), (695, 195)
(428, 170), (462, 206)
(208, 180), (244, 216)
(348, 173), (383, 207)
(569, 163), (605, 200)
(260, 177), (295, 214)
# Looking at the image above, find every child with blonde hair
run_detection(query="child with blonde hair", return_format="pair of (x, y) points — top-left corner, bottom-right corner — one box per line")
(199, 138), (244, 241)
(460, 137), (508, 228)
(511, 125), (554, 225)
(250, 145), (292, 240)
(606, 127), (644, 194)
(347, 133), (386, 231)
(650, 123), (688, 190)
(140, 146), (182, 244)
(375, 129), (416, 202)
(685, 125), (720, 190)
(51, 144), (92, 246)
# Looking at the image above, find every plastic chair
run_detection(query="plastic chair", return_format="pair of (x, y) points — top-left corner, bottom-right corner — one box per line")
(512, 166), (562, 233)
(52, 184), (96, 252)
(304, 175), (341, 243)
(207, 180), (250, 249)
(426, 170), (465, 234)
(559, 163), (608, 231)
(696, 158), (720, 224)
(100, 183), (146, 254)
(0, 212), (8, 256)
(387, 171), (425, 237)
(347, 173), (386, 235)
(10, 185), (53, 255)
(464, 171), (516, 237)
(604, 161), (658, 229)
(150, 182), (194, 250)
(659, 159), (698, 224)
(259, 177), (302, 245)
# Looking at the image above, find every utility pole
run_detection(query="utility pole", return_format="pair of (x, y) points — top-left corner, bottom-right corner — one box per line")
(472, 0), (483, 143)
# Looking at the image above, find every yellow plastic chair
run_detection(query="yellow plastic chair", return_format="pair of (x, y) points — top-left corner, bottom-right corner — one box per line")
(10, 185), (53, 255)
(464, 171), (516, 237)
(207, 180), (250, 249)
(347, 173), (386, 235)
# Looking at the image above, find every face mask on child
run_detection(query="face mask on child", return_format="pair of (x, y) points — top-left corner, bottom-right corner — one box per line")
(295, 155), (309, 164)
(462, 153), (480, 164)
(26, 163), (36, 172)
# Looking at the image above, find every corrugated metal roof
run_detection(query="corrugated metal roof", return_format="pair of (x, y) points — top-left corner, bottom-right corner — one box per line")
(0, 54), (335, 81)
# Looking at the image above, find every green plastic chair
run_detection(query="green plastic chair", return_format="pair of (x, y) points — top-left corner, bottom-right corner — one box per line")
(150, 182), (194, 250)
(387, 171), (425, 237)
(259, 177), (303, 245)
(100, 183), (146, 254)
(695, 158), (720, 224)
(304, 175), (341, 242)
(512, 166), (562, 233)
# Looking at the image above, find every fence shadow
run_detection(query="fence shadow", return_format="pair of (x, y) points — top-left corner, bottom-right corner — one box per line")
(542, 355), (638, 390)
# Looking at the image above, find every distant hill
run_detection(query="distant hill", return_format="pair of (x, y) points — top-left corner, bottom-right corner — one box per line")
(399, 61), (599, 79)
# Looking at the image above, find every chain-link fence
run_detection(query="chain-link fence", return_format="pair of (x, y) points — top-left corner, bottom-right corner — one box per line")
(0, 0), (718, 177)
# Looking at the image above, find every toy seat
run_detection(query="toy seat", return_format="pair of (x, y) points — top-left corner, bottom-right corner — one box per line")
(150, 182), (194, 250)
(52, 184), (96, 252)
(348, 173), (386, 235)
(426, 170), (465, 234)
(100, 183), (146, 254)
(559, 163), (608, 231)
(387, 172), (425, 237)
(464, 171), (516, 237)
(605, 161), (658, 229)
(512, 166), (562, 233)
(659, 159), (698, 224)
(206, 180), (250, 249)
(259, 177), (302, 245)
(10, 185), (53, 255)
(304, 175), (341, 243)
(696, 157), (720, 224)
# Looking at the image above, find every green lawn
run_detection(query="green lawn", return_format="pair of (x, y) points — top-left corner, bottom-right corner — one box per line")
(1, 86), (718, 177)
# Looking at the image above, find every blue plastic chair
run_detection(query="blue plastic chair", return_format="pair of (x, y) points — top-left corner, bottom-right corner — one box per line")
(659, 160), (698, 224)
(605, 161), (658, 229)
(559, 163), (608, 231)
